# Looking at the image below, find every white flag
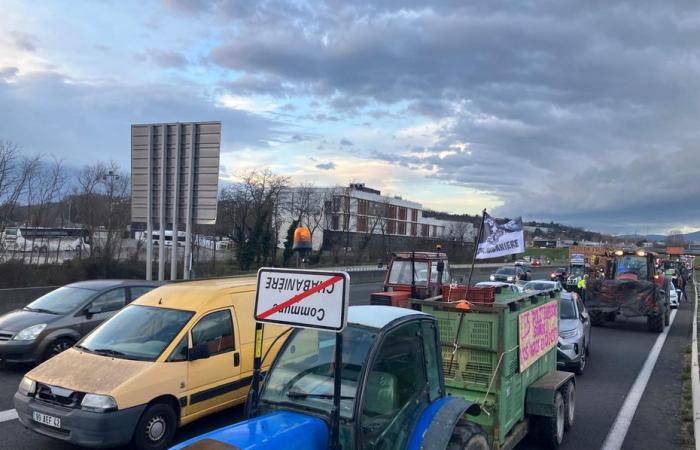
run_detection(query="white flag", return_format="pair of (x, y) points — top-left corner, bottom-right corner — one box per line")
(476, 213), (525, 259)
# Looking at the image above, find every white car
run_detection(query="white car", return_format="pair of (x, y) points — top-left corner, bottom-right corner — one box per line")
(475, 281), (522, 294)
(669, 286), (679, 309)
(522, 279), (563, 292)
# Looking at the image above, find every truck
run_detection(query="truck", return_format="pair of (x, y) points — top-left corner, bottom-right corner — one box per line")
(585, 249), (669, 332)
(172, 287), (575, 450)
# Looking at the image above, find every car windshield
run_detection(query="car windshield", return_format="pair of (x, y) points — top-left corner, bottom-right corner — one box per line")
(26, 286), (96, 314)
(570, 266), (585, 276)
(79, 305), (194, 361)
(559, 297), (577, 319)
(388, 260), (429, 284)
(615, 256), (648, 279)
(496, 267), (515, 275)
(261, 325), (376, 419)
(523, 282), (553, 291)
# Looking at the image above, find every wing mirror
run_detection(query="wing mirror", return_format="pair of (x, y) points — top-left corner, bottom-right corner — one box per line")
(188, 343), (211, 361)
(85, 306), (102, 317)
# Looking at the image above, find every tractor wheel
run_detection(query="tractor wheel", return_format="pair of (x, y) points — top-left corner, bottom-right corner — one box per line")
(647, 314), (664, 333)
(590, 311), (605, 327)
(561, 381), (576, 431)
(447, 418), (489, 450)
(535, 391), (566, 449)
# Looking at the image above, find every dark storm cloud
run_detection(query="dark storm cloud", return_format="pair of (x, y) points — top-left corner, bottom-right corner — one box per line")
(0, 71), (281, 166)
(201, 0), (700, 231)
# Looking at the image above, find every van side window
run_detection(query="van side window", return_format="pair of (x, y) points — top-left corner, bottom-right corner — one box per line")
(167, 335), (189, 362)
(191, 310), (234, 356)
(91, 288), (126, 313)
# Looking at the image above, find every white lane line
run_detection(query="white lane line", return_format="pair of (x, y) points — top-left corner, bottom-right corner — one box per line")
(600, 308), (678, 450)
(0, 409), (18, 423)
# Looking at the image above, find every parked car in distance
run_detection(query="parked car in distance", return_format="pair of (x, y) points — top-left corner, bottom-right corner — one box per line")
(557, 291), (591, 375)
(0, 280), (161, 364)
(474, 281), (522, 294)
(531, 258), (542, 266)
(522, 279), (563, 292)
(550, 267), (568, 283)
(14, 278), (289, 450)
(489, 266), (530, 283)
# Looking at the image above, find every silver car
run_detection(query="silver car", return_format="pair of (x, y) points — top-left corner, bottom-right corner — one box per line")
(557, 291), (591, 375)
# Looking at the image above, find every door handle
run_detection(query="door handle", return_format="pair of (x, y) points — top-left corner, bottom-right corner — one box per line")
(233, 352), (240, 367)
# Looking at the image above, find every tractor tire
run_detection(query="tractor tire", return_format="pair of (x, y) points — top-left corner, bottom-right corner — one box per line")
(562, 381), (576, 430)
(647, 314), (664, 333)
(535, 391), (566, 449)
(447, 418), (489, 450)
(590, 311), (605, 327)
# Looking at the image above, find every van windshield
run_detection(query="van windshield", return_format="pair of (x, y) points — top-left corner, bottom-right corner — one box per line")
(261, 326), (375, 419)
(78, 305), (194, 361)
(26, 287), (96, 314)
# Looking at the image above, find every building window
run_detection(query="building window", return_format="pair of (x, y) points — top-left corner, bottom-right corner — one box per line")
(387, 220), (396, 235)
(343, 213), (350, 230)
(398, 221), (406, 235)
(421, 224), (429, 237)
(398, 207), (407, 221)
(332, 215), (339, 230)
(411, 209), (418, 221)
(358, 199), (369, 216)
(332, 196), (341, 212)
(411, 223), (417, 236)
(357, 216), (368, 232)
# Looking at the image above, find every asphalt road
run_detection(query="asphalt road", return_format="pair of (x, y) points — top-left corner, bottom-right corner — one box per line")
(0, 267), (691, 450)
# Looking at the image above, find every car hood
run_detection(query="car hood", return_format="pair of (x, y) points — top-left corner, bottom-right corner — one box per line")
(27, 348), (151, 395)
(0, 309), (60, 332)
(559, 319), (580, 333)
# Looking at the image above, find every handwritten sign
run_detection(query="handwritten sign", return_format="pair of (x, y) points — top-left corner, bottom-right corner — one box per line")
(518, 301), (559, 371)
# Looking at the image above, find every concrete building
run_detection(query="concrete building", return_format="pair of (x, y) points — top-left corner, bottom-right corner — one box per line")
(277, 183), (476, 251)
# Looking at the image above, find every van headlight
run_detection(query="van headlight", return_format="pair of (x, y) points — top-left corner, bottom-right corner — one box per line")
(18, 377), (36, 396)
(13, 324), (47, 341)
(81, 394), (117, 412)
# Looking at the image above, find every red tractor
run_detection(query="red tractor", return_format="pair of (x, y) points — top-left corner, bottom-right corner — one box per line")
(369, 251), (452, 307)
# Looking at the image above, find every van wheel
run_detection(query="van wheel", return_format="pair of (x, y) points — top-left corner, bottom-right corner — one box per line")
(447, 418), (489, 450)
(43, 338), (74, 361)
(132, 403), (177, 450)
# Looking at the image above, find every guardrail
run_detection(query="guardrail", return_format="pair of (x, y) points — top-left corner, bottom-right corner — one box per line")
(691, 270), (700, 449)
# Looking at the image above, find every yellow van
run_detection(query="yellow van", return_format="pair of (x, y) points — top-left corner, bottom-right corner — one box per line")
(14, 278), (288, 450)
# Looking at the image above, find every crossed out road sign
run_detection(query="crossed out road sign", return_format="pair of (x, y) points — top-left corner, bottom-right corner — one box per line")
(254, 268), (350, 332)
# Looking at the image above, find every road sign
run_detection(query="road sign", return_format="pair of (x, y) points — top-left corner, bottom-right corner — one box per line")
(255, 268), (350, 332)
(130, 122), (221, 281)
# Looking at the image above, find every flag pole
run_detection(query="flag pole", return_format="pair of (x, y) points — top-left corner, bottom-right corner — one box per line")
(466, 208), (487, 288)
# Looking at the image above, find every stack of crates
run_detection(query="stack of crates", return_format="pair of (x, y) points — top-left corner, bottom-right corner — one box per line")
(416, 289), (559, 446)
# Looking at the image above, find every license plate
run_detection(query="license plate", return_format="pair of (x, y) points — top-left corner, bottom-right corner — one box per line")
(33, 411), (61, 429)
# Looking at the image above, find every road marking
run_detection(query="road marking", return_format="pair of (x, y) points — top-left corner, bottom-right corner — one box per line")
(0, 409), (18, 423)
(601, 308), (678, 450)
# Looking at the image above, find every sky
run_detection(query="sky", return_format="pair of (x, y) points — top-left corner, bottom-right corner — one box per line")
(1, 0), (699, 235)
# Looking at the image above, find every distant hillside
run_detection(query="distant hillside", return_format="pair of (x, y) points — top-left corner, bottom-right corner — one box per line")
(617, 231), (700, 243)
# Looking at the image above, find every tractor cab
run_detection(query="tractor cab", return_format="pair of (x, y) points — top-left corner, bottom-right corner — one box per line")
(172, 306), (480, 450)
(370, 251), (451, 307)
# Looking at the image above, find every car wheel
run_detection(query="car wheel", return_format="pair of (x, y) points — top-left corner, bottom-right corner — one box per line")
(43, 338), (75, 361)
(132, 402), (177, 450)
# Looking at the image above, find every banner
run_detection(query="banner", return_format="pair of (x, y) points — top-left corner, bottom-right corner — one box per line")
(475, 213), (525, 259)
(518, 301), (559, 371)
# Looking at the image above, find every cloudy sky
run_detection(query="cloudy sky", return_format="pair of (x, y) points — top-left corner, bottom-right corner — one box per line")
(1, 0), (699, 234)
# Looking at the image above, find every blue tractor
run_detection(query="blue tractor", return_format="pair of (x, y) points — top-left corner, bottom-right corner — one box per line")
(171, 305), (487, 450)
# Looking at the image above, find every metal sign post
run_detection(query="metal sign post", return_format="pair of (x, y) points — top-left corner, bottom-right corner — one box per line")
(131, 122), (221, 281)
(254, 268), (350, 450)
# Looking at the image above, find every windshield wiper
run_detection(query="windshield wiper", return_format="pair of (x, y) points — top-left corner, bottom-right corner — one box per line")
(287, 389), (354, 400)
